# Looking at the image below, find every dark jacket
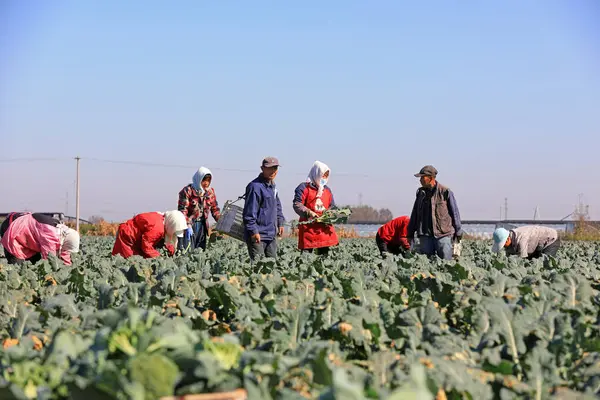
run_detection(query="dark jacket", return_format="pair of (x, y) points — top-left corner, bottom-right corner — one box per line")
(243, 175), (285, 241)
(407, 183), (463, 239)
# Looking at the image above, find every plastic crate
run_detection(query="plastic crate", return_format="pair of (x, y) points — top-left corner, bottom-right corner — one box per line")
(214, 200), (246, 242)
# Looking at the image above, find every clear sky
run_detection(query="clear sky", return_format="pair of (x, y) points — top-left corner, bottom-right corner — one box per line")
(1, 1), (599, 222)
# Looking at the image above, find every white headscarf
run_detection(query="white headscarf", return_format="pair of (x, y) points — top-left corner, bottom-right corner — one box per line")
(192, 167), (212, 194)
(57, 224), (80, 254)
(307, 161), (330, 199)
(163, 210), (187, 247)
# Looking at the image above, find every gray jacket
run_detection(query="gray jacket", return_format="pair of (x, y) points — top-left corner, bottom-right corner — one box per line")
(507, 226), (558, 258)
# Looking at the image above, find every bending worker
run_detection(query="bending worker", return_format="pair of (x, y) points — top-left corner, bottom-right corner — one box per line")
(1, 212), (80, 265)
(178, 167), (221, 251)
(293, 161), (339, 256)
(492, 225), (561, 259)
(376, 215), (411, 258)
(112, 210), (187, 259)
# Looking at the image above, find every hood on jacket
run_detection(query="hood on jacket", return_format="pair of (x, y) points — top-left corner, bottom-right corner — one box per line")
(163, 210), (187, 247)
(307, 161), (330, 198)
(58, 225), (80, 254)
(192, 167), (212, 194)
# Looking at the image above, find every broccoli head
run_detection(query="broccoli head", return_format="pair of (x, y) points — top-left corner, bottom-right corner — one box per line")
(128, 353), (179, 399)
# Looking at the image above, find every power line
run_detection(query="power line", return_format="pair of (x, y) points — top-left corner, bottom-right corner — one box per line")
(0, 156), (371, 178)
(83, 157), (371, 178)
(0, 157), (68, 163)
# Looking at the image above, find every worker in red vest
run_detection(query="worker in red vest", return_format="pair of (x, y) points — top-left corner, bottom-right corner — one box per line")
(376, 215), (411, 258)
(112, 210), (187, 259)
(293, 161), (339, 255)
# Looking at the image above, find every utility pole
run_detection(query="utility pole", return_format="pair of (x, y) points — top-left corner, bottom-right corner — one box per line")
(75, 156), (81, 232)
(358, 193), (363, 206)
(533, 206), (540, 221)
(504, 198), (508, 221)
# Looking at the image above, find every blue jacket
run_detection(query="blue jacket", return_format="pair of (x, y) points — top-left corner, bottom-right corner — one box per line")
(242, 175), (285, 241)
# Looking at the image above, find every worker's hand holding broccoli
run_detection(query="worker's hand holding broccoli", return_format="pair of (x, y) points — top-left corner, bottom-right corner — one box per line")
(307, 210), (319, 219)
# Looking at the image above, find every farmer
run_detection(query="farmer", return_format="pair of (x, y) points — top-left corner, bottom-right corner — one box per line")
(1, 212), (80, 265)
(112, 210), (187, 259)
(376, 215), (411, 258)
(293, 161), (339, 255)
(177, 167), (221, 251)
(492, 226), (561, 259)
(242, 157), (285, 261)
(407, 165), (463, 260)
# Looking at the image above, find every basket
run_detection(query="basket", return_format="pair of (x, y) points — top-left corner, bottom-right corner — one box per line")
(214, 199), (246, 242)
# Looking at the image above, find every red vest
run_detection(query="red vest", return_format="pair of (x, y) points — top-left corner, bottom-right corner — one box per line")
(296, 183), (339, 250)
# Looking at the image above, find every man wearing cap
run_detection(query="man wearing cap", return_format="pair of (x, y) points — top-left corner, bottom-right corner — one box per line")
(492, 226), (560, 259)
(242, 157), (286, 261)
(407, 165), (463, 260)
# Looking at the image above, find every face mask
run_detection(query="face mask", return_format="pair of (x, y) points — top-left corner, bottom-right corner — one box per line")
(320, 178), (327, 187)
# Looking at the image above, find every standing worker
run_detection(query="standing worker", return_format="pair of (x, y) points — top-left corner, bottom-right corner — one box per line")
(293, 161), (339, 255)
(178, 167), (221, 251)
(492, 226), (561, 259)
(407, 165), (463, 260)
(242, 157), (285, 261)
(1, 212), (80, 265)
(376, 215), (411, 258)
(112, 210), (187, 259)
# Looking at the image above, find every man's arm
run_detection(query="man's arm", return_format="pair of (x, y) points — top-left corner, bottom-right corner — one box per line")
(407, 192), (419, 239)
(242, 185), (260, 235)
(447, 191), (463, 237)
(276, 192), (285, 228)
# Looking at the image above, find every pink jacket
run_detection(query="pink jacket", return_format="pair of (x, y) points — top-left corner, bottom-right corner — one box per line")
(1, 213), (72, 265)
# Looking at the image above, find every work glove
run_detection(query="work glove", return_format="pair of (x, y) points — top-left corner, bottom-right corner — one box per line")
(185, 227), (193, 240)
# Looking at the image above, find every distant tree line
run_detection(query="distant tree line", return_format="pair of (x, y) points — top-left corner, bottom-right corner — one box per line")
(342, 205), (394, 224)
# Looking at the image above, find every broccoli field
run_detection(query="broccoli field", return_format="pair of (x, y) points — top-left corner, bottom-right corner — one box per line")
(1, 237), (600, 400)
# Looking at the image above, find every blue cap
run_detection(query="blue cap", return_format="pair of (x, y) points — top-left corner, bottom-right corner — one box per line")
(492, 228), (509, 253)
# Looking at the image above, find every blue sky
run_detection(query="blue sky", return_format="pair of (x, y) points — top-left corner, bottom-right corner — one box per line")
(1, 0), (599, 222)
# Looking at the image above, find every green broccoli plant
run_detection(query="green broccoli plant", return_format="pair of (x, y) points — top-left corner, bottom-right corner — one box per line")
(298, 208), (352, 225)
(128, 353), (179, 400)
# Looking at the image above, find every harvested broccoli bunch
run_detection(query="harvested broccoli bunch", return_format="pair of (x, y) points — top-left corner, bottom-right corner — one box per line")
(128, 353), (179, 400)
(298, 208), (352, 225)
